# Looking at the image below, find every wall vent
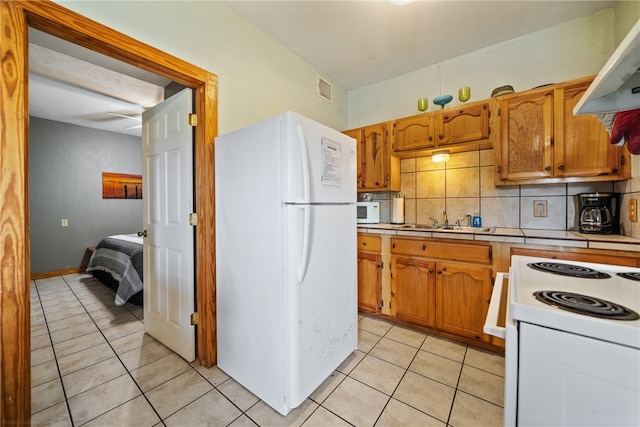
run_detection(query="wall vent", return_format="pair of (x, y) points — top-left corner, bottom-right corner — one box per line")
(317, 76), (332, 103)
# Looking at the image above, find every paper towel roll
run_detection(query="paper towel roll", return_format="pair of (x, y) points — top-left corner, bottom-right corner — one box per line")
(391, 196), (405, 224)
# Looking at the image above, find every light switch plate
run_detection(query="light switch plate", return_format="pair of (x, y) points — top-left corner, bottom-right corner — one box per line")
(61, 219), (68, 227)
(533, 200), (547, 217)
(630, 199), (638, 223)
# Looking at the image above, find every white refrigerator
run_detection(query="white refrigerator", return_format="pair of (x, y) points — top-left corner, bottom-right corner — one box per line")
(215, 111), (358, 416)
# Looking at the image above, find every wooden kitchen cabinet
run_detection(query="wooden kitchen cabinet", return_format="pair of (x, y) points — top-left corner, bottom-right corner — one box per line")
(496, 76), (630, 185)
(393, 100), (492, 153)
(390, 237), (493, 343)
(391, 256), (436, 327)
(344, 122), (400, 192)
(393, 114), (436, 151)
(435, 262), (493, 342)
(357, 234), (382, 313)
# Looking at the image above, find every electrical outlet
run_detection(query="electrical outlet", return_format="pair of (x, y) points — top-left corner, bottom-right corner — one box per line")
(533, 200), (547, 217)
(61, 219), (68, 227)
(630, 199), (638, 223)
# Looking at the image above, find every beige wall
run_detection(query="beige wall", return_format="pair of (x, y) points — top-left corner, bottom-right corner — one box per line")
(347, 10), (614, 129)
(56, 1), (348, 135)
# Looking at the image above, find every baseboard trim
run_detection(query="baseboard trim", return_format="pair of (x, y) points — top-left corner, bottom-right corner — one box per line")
(31, 267), (86, 280)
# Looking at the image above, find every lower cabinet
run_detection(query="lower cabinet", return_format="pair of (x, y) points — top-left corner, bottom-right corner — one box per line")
(357, 234), (382, 313)
(390, 237), (494, 344)
(435, 262), (493, 342)
(391, 256), (435, 327)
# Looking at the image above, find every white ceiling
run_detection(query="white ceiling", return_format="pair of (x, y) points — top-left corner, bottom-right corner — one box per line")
(28, 1), (616, 137)
(226, 0), (617, 90)
(28, 29), (170, 137)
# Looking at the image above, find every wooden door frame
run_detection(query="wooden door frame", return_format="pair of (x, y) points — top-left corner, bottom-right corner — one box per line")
(1, 1), (217, 423)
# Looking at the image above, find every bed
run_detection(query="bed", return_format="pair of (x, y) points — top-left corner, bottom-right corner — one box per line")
(86, 234), (144, 306)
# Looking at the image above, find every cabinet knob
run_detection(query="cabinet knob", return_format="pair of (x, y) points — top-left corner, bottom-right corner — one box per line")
(437, 270), (443, 275)
(497, 165), (501, 174)
(362, 242), (367, 246)
(545, 165), (552, 171)
(439, 134), (444, 139)
(428, 268), (433, 273)
(558, 165), (565, 171)
(422, 244), (426, 250)
(429, 136), (433, 141)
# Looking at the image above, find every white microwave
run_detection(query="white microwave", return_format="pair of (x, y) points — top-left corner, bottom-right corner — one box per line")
(357, 201), (380, 224)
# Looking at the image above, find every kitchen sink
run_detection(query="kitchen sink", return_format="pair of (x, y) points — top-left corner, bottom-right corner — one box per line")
(393, 224), (494, 233)
(393, 224), (444, 230)
(450, 226), (493, 233)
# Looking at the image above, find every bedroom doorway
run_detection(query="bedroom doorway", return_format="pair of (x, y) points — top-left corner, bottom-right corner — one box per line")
(1, 1), (217, 423)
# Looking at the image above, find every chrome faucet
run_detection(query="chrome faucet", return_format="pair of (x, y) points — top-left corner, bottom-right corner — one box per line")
(455, 214), (472, 227)
(442, 210), (448, 227)
(428, 216), (439, 226)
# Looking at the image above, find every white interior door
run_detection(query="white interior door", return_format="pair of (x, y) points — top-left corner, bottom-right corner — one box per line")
(141, 88), (195, 362)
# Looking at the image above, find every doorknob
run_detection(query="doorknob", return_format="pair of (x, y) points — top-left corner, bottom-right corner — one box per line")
(137, 230), (148, 238)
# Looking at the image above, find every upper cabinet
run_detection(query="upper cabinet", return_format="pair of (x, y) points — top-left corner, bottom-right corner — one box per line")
(393, 100), (494, 154)
(344, 121), (400, 192)
(496, 76), (631, 185)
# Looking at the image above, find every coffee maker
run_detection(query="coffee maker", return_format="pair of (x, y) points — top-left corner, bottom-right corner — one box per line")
(578, 193), (620, 234)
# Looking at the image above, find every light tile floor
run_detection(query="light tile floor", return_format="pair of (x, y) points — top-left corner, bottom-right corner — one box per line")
(31, 273), (505, 426)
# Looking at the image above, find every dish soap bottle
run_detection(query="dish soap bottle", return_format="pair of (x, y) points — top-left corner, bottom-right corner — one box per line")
(471, 212), (482, 228)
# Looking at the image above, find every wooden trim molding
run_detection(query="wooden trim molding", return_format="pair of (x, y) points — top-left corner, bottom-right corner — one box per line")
(1, 1), (218, 423)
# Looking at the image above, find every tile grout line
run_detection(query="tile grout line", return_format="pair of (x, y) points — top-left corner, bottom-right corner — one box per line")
(32, 278), (75, 425)
(63, 274), (168, 427)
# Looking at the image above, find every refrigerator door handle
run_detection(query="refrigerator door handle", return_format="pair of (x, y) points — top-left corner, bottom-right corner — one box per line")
(297, 205), (311, 283)
(296, 124), (311, 204)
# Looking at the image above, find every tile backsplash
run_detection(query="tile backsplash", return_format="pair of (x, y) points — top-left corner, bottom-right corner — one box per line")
(359, 148), (640, 239)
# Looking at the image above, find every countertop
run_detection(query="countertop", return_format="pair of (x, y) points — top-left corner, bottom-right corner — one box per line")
(357, 223), (640, 252)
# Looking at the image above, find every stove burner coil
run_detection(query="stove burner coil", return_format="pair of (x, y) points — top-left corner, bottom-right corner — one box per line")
(617, 272), (640, 282)
(528, 262), (611, 279)
(533, 290), (640, 320)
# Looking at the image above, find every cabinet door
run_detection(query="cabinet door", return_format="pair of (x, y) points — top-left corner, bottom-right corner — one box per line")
(499, 90), (554, 181)
(393, 114), (436, 151)
(554, 82), (622, 177)
(391, 256), (435, 328)
(358, 251), (381, 313)
(343, 128), (364, 188)
(435, 262), (492, 342)
(360, 123), (390, 190)
(437, 102), (490, 146)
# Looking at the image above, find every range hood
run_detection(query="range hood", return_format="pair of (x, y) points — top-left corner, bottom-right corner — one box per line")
(574, 19), (640, 115)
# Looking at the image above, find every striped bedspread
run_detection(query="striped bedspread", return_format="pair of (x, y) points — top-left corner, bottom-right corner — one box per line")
(86, 234), (143, 306)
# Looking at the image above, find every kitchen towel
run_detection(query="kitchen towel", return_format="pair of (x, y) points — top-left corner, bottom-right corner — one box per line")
(391, 196), (405, 224)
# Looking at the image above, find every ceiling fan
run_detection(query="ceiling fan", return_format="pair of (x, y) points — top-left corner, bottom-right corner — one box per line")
(106, 111), (142, 129)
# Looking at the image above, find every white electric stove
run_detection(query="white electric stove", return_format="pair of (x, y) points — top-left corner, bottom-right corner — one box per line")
(486, 255), (640, 427)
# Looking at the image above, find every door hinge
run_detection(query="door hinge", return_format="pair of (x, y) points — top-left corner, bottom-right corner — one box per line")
(188, 113), (198, 126)
(190, 312), (199, 325)
(189, 212), (198, 226)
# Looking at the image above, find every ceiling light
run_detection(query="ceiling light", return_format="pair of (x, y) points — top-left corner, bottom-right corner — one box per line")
(390, 0), (414, 5)
(432, 150), (450, 163)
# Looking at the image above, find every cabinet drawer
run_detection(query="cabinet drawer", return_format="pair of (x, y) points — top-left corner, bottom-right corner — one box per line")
(391, 238), (491, 264)
(428, 241), (491, 264)
(391, 238), (429, 257)
(357, 234), (381, 253)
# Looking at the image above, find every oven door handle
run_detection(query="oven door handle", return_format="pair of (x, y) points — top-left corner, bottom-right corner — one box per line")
(484, 272), (508, 339)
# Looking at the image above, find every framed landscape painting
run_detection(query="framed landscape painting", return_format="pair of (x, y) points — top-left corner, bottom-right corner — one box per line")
(102, 172), (143, 199)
